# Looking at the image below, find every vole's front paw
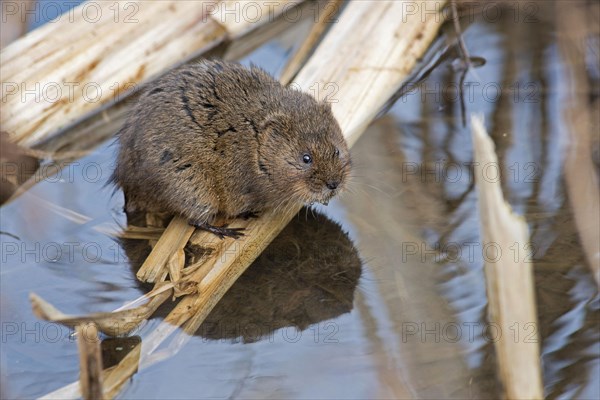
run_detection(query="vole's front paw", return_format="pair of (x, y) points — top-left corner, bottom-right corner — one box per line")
(236, 211), (260, 220)
(190, 221), (245, 239)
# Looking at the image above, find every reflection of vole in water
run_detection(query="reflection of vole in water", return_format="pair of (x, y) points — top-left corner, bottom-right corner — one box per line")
(123, 209), (362, 343)
(112, 60), (351, 238)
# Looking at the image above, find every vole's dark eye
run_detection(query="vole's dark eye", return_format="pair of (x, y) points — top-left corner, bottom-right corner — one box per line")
(335, 148), (340, 157)
(303, 153), (312, 164)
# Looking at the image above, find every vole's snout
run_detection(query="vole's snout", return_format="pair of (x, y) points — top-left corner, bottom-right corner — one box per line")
(326, 180), (339, 190)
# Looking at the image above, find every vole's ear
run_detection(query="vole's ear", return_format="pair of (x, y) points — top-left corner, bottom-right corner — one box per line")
(259, 112), (289, 139)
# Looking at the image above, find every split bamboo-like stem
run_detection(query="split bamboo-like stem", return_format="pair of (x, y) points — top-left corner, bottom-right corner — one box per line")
(279, 0), (343, 85)
(1, 0), (304, 147)
(136, 217), (195, 282)
(471, 115), (543, 399)
(31, 289), (173, 337)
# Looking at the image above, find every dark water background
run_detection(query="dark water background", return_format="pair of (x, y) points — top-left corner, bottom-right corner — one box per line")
(1, 1), (599, 399)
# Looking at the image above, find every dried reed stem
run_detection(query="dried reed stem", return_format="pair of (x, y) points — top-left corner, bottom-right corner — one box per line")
(471, 115), (543, 399)
(279, 0), (343, 85)
(1, 0), (304, 147)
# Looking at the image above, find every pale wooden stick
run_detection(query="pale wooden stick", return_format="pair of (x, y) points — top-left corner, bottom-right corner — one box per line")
(292, 1), (446, 147)
(101, 345), (140, 399)
(279, 0), (343, 85)
(136, 217), (194, 282)
(471, 115), (543, 399)
(1, 0), (305, 147)
(31, 289), (172, 337)
(222, 0), (317, 62)
(76, 323), (103, 400)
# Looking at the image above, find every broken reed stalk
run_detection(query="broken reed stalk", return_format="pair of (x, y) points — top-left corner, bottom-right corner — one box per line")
(136, 217), (195, 282)
(39, 1), (448, 397)
(0, 0), (305, 147)
(75, 323), (104, 400)
(470, 115), (543, 399)
(556, 2), (600, 286)
(279, 0), (343, 85)
(31, 289), (173, 337)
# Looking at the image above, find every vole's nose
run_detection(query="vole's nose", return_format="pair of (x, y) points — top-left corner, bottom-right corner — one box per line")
(326, 181), (339, 190)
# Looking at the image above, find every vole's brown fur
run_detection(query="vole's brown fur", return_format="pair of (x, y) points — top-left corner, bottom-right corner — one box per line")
(113, 60), (350, 237)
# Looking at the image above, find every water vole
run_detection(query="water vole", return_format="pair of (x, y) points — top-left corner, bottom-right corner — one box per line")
(112, 60), (350, 238)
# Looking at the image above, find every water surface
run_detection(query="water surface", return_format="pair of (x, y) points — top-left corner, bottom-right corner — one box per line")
(1, 1), (598, 399)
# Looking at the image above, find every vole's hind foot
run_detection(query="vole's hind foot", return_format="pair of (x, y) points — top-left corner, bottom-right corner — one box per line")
(237, 211), (260, 220)
(191, 221), (245, 239)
